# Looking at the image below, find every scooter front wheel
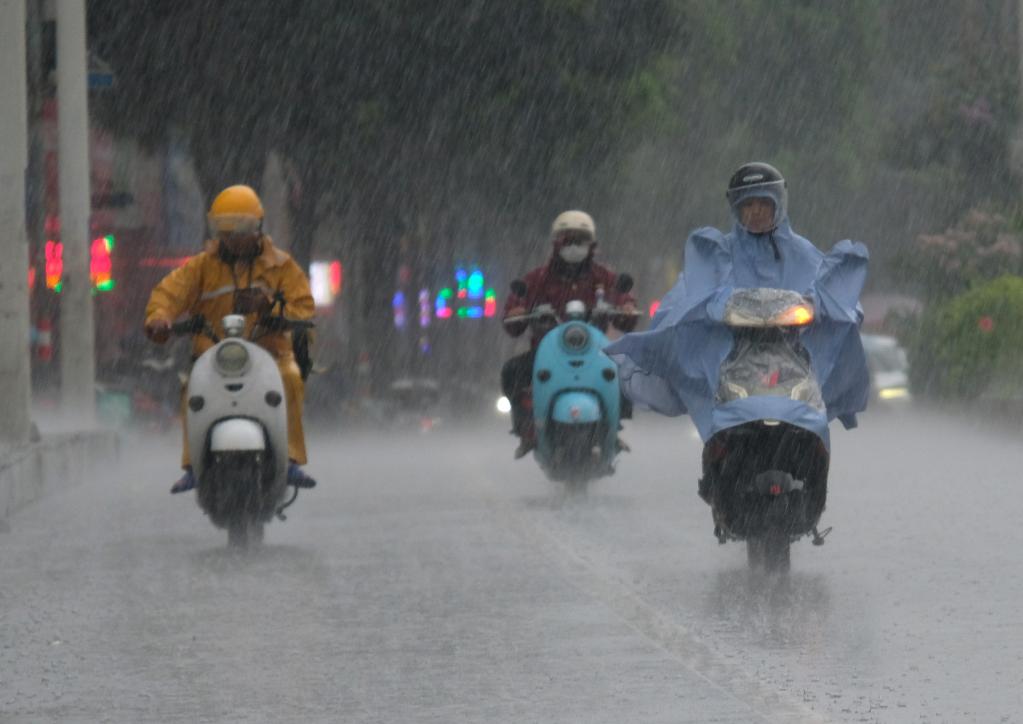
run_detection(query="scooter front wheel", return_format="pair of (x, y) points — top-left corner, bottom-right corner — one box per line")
(227, 519), (265, 548)
(746, 528), (790, 572)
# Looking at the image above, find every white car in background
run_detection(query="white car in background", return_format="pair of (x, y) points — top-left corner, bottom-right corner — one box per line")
(861, 334), (911, 404)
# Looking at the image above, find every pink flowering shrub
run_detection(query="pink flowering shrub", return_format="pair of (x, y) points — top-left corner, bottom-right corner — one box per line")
(912, 208), (1023, 301)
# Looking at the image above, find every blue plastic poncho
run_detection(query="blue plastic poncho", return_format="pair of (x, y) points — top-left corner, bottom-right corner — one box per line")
(605, 216), (869, 449)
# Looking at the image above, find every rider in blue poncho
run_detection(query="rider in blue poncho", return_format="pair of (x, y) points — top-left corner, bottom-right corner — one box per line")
(605, 162), (870, 501)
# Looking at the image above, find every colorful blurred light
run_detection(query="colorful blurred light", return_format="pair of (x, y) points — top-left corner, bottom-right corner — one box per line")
(44, 241), (62, 292)
(467, 268), (484, 300)
(45, 235), (117, 293)
(90, 235), (115, 292)
(435, 287), (453, 319)
(393, 290), (407, 329)
(418, 288), (431, 328)
(310, 260), (344, 307)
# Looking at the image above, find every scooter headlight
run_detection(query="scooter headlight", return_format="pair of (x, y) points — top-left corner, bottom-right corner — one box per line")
(215, 341), (250, 376)
(561, 324), (590, 353)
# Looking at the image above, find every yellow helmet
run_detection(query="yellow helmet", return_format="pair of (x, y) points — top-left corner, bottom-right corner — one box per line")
(207, 185), (265, 235)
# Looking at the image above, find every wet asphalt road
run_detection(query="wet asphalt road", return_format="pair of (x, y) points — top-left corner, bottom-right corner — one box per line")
(3, 405), (1022, 723)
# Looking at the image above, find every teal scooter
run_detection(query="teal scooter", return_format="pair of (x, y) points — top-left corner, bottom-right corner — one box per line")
(507, 279), (636, 486)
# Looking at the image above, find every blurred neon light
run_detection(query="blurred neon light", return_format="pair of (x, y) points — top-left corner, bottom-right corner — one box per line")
(45, 241), (62, 291)
(90, 235), (115, 291)
(310, 260), (344, 307)
(393, 290), (407, 329)
(418, 288), (431, 328)
(435, 287), (453, 319)
(44, 235), (117, 293)
(329, 261), (343, 293)
(648, 300), (661, 318)
(467, 269), (484, 300)
(484, 288), (497, 318)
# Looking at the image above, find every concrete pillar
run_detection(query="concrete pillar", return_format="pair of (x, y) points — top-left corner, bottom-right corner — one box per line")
(0, 0), (34, 443)
(56, 0), (95, 422)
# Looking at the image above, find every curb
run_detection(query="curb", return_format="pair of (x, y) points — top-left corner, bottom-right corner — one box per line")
(0, 430), (120, 520)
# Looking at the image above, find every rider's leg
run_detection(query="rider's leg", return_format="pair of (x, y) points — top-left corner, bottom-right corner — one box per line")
(501, 350), (536, 438)
(279, 354), (316, 488)
(172, 378), (196, 493)
(501, 350), (537, 458)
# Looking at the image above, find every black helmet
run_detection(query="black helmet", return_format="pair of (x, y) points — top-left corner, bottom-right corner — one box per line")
(726, 162), (787, 231)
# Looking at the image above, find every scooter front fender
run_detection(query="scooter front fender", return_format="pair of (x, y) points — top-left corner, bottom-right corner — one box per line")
(550, 392), (603, 424)
(209, 418), (265, 452)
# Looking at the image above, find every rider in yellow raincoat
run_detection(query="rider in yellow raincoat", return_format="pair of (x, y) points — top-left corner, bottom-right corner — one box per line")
(144, 184), (317, 493)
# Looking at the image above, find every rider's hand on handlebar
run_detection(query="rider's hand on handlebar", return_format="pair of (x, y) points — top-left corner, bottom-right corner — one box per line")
(145, 319), (171, 344)
(620, 302), (637, 315)
(505, 306), (527, 319)
(258, 315), (289, 332)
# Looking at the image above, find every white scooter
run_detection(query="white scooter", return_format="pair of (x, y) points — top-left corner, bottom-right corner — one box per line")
(172, 312), (313, 547)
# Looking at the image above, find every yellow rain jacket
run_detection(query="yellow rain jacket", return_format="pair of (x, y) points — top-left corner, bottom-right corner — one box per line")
(144, 235), (315, 467)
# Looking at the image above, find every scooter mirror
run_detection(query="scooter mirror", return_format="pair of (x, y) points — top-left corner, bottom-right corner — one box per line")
(614, 273), (634, 294)
(510, 279), (528, 298)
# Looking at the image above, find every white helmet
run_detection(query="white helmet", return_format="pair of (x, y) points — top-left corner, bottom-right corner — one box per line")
(550, 210), (596, 241)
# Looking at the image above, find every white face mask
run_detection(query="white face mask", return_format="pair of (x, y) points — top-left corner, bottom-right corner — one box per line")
(559, 244), (591, 264)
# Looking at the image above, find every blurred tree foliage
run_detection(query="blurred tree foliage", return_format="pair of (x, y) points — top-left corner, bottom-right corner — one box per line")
(880, 0), (1019, 210)
(87, 0), (678, 268)
(908, 275), (1023, 400)
(86, 0), (1022, 358)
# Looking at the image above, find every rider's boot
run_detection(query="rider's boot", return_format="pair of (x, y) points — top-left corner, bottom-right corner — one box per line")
(287, 461), (317, 489)
(170, 467), (197, 494)
(513, 418), (536, 459)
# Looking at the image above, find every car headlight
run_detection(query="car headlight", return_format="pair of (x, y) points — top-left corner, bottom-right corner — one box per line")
(879, 386), (909, 400)
(215, 341), (250, 376)
(562, 324), (590, 352)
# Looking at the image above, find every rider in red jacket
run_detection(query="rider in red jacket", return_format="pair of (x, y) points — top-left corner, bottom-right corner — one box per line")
(502, 210), (637, 458)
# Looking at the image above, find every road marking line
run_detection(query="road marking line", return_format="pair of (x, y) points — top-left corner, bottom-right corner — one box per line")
(477, 475), (832, 724)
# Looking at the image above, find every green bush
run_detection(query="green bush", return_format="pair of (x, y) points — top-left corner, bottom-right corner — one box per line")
(909, 275), (1023, 400)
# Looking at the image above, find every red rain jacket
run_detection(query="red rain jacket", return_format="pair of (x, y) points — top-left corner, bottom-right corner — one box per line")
(503, 253), (637, 348)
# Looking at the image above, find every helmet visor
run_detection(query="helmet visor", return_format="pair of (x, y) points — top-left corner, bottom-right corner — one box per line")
(727, 182), (787, 232)
(208, 213), (262, 238)
(555, 230), (594, 246)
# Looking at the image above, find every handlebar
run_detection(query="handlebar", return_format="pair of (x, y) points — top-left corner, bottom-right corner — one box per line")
(170, 314), (315, 343)
(504, 305), (640, 326)
(171, 315), (209, 337)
